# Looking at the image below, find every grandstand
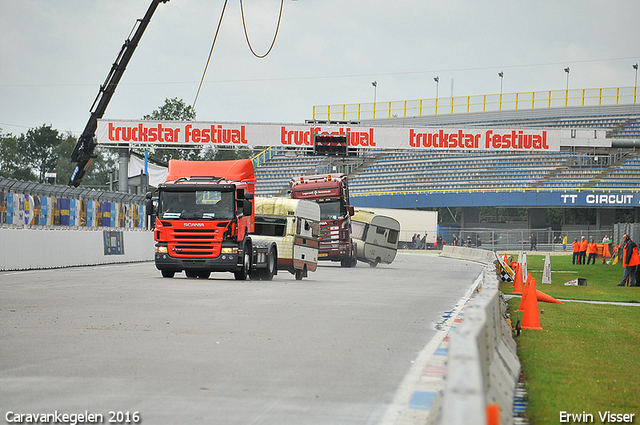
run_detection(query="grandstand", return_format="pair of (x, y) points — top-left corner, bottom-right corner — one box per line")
(254, 103), (640, 198)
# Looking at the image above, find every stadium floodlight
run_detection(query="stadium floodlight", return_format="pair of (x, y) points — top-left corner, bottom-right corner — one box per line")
(371, 81), (377, 104)
(498, 72), (504, 95)
(564, 67), (570, 91)
(633, 63), (638, 87)
(434, 76), (439, 99)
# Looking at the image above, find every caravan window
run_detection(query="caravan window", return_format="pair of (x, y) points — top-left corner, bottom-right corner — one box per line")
(351, 221), (366, 240)
(255, 217), (287, 237)
(387, 229), (399, 245)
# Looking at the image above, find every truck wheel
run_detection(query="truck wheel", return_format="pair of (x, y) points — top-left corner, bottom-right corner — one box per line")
(197, 271), (211, 279)
(161, 270), (175, 278)
(262, 247), (277, 281)
(234, 244), (251, 280)
(185, 270), (198, 278)
(295, 269), (303, 280)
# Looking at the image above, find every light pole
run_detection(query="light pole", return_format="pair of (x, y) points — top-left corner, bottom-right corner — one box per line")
(498, 72), (504, 109)
(564, 67), (570, 106)
(433, 77), (439, 115)
(634, 63), (638, 103)
(371, 81), (377, 104)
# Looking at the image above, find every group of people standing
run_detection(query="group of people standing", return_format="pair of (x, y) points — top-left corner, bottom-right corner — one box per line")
(571, 236), (603, 265)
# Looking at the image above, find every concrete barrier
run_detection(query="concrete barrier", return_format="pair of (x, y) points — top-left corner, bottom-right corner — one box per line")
(0, 227), (154, 271)
(440, 245), (496, 264)
(430, 250), (521, 425)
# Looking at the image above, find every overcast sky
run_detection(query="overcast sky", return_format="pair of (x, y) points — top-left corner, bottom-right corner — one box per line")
(1, 0), (639, 137)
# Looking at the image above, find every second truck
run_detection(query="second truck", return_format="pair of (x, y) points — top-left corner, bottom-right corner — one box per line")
(290, 173), (357, 267)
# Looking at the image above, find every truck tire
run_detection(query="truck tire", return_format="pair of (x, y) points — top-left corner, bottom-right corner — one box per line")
(262, 246), (277, 281)
(161, 270), (175, 278)
(295, 268), (304, 280)
(234, 243), (251, 280)
(185, 270), (198, 278)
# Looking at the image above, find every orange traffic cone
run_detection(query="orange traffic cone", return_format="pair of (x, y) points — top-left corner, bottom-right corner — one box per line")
(512, 264), (524, 294)
(522, 277), (543, 330)
(516, 273), (531, 312)
(486, 403), (500, 425)
(536, 290), (563, 304)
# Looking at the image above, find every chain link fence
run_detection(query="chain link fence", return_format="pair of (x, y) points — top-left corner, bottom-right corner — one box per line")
(0, 176), (147, 229)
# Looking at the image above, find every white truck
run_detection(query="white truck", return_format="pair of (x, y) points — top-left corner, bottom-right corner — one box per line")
(351, 209), (401, 267)
(253, 197), (320, 280)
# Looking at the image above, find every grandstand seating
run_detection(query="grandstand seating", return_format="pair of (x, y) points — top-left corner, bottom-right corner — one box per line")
(254, 154), (329, 197)
(253, 104), (640, 196)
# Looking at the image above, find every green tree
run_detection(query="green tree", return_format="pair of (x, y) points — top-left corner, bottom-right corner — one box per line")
(141, 98), (198, 162)
(0, 131), (34, 180)
(22, 125), (61, 182)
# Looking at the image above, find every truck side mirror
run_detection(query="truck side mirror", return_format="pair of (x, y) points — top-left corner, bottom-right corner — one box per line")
(348, 206), (355, 216)
(145, 198), (155, 216)
(243, 200), (253, 217)
(244, 192), (254, 200)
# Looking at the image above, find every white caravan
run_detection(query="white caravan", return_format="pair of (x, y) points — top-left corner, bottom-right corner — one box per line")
(351, 209), (401, 267)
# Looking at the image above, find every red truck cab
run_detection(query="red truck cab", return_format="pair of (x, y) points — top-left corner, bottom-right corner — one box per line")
(290, 173), (356, 267)
(151, 159), (277, 280)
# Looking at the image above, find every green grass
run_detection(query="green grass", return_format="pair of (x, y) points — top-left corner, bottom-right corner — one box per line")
(500, 254), (640, 424)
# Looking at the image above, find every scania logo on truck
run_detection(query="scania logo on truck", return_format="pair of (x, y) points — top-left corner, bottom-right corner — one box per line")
(184, 222), (205, 227)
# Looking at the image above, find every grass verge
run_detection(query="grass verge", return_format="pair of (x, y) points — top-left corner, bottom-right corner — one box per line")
(499, 254), (640, 424)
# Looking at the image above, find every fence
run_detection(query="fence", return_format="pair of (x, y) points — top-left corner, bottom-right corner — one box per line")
(0, 177), (147, 229)
(439, 227), (616, 253)
(313, 86), (639, 121)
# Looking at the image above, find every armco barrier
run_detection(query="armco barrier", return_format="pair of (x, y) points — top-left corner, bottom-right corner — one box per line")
(429, 247), (521, 425)
(0, 228), (154, 271)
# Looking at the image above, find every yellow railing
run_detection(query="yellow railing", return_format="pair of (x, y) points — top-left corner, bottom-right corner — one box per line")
(312, 86), (639, 121)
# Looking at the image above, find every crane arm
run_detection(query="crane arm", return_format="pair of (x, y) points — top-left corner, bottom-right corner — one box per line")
(69, 0), (170, 187)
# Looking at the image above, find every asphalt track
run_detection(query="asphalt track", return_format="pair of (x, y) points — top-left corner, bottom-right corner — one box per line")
(0, 252), (484, 425)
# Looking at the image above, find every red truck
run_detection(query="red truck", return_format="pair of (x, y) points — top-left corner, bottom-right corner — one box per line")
(148, 159), (277, 280)
(290, 173), (357, 267)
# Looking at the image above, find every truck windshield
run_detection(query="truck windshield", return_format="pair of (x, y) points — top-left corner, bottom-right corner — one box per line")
(158, 190), (235, 220)
(318, 200), (344, 220)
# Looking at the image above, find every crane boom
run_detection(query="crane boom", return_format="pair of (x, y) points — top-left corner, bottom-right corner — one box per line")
(69, 0), (170, 187)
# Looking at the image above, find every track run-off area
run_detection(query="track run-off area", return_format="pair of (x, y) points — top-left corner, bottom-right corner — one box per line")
(0, 252), (483, 425)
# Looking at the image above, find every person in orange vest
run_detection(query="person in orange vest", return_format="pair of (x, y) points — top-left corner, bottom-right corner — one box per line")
(579, 236), (589, 265)
(572, 238), (580, 265)
(586, 238), (598, 265)
(617, 234), (640, 286)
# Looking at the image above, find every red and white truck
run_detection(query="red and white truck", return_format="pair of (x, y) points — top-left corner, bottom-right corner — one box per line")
(148, 159), (278, 280)
(290, 174), (357, 267)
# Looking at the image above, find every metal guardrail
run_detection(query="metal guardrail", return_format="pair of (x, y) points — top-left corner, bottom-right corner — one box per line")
(313, 86), (639, 121)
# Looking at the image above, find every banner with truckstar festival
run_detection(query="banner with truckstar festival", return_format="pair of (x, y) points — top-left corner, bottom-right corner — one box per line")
(97, 119), (604, 151)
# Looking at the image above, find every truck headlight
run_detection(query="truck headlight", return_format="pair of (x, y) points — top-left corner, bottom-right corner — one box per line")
(221, 247), (239, 254)
(156, 246), (168, 254)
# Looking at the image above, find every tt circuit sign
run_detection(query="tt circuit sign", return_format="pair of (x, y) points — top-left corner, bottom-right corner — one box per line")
(351, 189), (640, 209)
(96, 120), (606, 152)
